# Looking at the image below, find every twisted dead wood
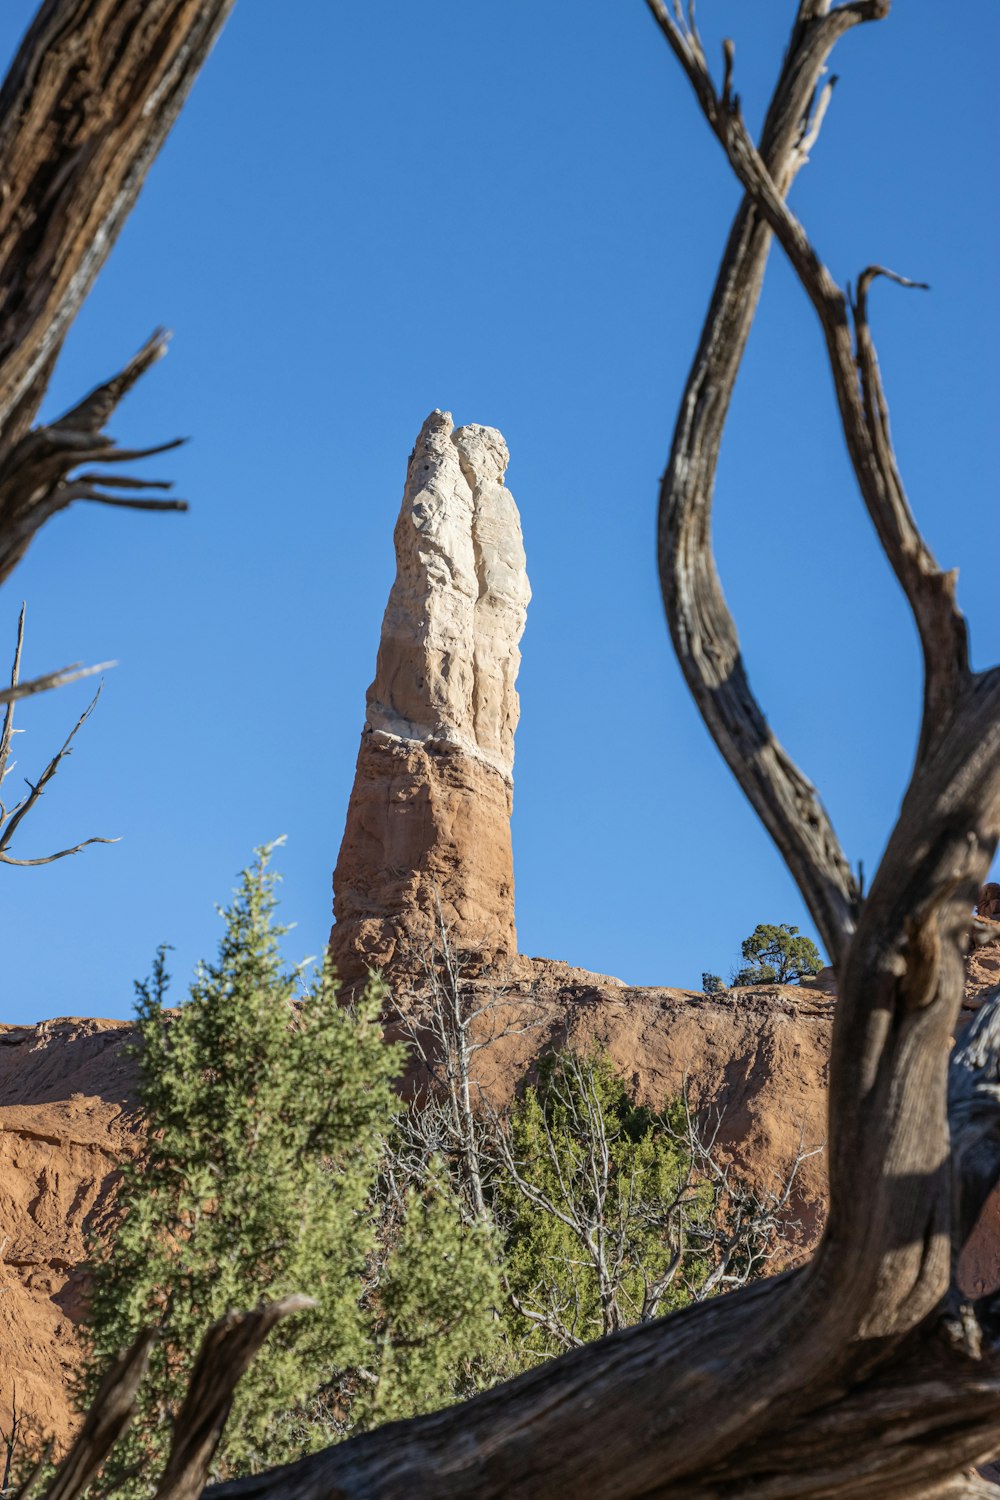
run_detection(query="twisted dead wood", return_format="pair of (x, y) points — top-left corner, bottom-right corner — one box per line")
(648, 0), (968, 776)
(647, 0), (882, 970)
(0, 329), (188, 586)
(0, 603), (120, 865)
(38, 1300), (307, 1500)
(42, 1331), (153, 1500)
(0, 599), (110, 709)
(0, 0), (236, 585)
(151, 1298), (315, 1500)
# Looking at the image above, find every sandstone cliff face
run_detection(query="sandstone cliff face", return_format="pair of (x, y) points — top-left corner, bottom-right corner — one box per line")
(455, 966), (834, 1246)
(0, 981), (834, 1455)
(979, 884), (1000, 923)
(330, 411), (530, 984)
(967, 918), (1000, 1015)
(0, 1018), (138, 1449)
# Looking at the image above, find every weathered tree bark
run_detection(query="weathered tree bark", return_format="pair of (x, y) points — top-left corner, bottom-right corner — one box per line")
(42, 1331), (154, 1500)
(151, 1298), (315, 1500)
(0, 0), (236, 585)
(651, 0), (872, 971)
(39, 1300), (308, 1500)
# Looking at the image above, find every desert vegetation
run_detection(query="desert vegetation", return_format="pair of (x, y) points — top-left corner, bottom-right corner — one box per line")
(702, 920), (825, 993)
(730, 923), (823, 988)
(19, 860), (794, 1495)
(74, 852), (494, 1496)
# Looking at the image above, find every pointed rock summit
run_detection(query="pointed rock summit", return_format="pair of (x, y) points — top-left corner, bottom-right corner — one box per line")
(330, 410), (531, 983)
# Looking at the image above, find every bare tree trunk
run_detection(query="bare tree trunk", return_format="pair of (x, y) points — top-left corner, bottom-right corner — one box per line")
(0, 0), (236, 584)
(0, 1382), (25, 1497)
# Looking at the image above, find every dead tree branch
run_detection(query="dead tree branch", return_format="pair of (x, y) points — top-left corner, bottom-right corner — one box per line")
(0, 330), (188, 586)
(45, 1300), (310, 1500)
(0, 0), (237, 582)
(647, 0), (1000, 1347)
(491, 1059), (809, 1351)
(649, 0), (968, 773)
(0, 606), (117, 865)
(0, 658), (111, 711)
(11, 1442), (53, 1500)
(645, 0), (888, 970)
(42, 1331), (154, 1500)
(0, 1383), (25, 1498)
(386, 901), (545, 1227)
(152, 1298), (315, 1500)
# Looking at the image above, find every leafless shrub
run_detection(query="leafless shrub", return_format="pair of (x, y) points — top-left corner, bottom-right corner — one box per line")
(383, 914), (817, 1358)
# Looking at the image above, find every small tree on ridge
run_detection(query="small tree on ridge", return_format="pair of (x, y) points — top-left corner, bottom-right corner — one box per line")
(731, 923), (823, 987)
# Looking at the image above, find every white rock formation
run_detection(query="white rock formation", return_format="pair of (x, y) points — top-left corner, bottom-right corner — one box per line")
(366, 409), (530, 780)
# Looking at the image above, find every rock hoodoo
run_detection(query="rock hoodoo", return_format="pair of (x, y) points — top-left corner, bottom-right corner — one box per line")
(330, 410), (531, 984)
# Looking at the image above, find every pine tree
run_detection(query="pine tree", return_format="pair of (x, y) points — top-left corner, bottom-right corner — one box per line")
(730, 923), (823, 986)
(76, 847), (494, 1493)
(353, 1166), (500, 1428)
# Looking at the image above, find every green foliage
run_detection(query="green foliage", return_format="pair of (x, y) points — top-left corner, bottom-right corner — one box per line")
(356, 1168), (500, 1427)
(74, 854), (784, 1493)
(497, 1051), (710, 1361)
(730, 923), (822, 987)
(290, 1166), (501, 1446)
(76, 847), (493, 1494)
(701, 972), (725, 995)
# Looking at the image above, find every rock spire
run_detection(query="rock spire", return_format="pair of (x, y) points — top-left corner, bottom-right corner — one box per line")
(330, 410), (530, 983)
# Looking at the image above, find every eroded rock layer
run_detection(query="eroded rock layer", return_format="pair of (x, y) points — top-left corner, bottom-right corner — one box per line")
(0, 1018), (138, 1448)
(330, 410), (530, 984)
(0, 982), (831, 1452)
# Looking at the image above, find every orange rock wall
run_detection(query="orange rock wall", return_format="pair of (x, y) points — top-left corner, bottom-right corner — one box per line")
(330, 736), (516, 985)
(5, 960), (1000, 1466)
(0, 1019), (138, 1449)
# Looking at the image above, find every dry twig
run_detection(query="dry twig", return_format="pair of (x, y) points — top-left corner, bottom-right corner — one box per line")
(0, 607), (117, 867)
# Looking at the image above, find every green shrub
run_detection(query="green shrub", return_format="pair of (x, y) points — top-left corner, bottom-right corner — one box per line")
(355, 1165), (499, 1427)
(77, 847), (496, 1494)
(730, 923), (822, 987)
(496, 1051), (711, 1362)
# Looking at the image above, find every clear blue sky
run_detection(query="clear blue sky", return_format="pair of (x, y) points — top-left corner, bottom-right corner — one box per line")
(1, 2), (997, 1025)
